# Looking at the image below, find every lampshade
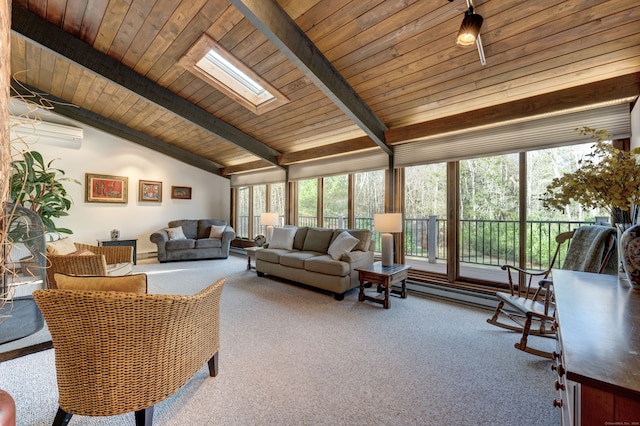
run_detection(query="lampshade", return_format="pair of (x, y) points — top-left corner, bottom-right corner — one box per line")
(374, 213), (403, 233)
(260, 212), (279, 226)
(456, 6), (483, 47)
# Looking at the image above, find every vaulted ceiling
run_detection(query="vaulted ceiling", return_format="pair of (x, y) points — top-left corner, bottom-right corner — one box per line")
(9, 0), (640, 178)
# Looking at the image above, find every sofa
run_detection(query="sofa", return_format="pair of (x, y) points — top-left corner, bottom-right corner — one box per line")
(255, 226), (374, 300)
(150, 219), (235, 262)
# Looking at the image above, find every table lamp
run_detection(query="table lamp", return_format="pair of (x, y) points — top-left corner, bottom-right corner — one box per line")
(260, 212), (279, 243)
(374, 213), (403, 267)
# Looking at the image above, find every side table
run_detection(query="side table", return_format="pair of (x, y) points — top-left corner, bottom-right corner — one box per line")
(97, 238), (138, 265)
(245, 246), (262, 271)
(355, 262), (411, 309)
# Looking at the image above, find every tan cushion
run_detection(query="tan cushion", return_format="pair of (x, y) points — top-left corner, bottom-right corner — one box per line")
(46, 237), (77, 255)
(209, 224), (226, 239)
(304, 255), (349, 276)
(302, 228), (334, 253)
(165, 226), (187, 240)
(54, 273), (147, 293)
(280, 251), (320, 268)
(68, 249), (94, 256)
(268, 227), (297, 250)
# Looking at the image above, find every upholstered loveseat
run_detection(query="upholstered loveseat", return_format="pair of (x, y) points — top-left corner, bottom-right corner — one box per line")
(255, 227), (374, 300)
(150, 219), (235, 262)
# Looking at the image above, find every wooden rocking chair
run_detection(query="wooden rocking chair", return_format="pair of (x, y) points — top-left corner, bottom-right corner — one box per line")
(487, 225), (617, 359)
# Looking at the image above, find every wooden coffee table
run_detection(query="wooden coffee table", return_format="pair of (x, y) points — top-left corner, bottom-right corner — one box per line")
(355, 262), (411, 309)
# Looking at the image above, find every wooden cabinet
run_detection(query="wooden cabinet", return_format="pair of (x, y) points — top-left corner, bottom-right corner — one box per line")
(553, 270), (640, 425)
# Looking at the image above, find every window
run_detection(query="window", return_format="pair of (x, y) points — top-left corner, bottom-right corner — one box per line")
(297, 179), (318, 227)
(179, 35), (288, 115)
(323, 175), (348, 228)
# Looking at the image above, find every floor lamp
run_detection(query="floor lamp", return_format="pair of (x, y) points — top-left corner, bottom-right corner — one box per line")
(374, 213), (403, 267)
(260, 212), (279, 243)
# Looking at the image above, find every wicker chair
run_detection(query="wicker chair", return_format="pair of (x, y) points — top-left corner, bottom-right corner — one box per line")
(46, 243), (134, 289)
(32, 277), (225, 426)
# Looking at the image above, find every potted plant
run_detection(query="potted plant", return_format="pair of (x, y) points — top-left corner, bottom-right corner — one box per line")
(541, 126), (640, 284)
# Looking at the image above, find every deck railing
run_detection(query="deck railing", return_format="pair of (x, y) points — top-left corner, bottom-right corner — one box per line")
(236, 215), (597, 271)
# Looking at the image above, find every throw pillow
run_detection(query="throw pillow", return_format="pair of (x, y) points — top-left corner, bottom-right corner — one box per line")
(166, 226), (187, 240)
(327, 231), (360, 260)
(268, 227), (297, 250)
(46, 237), (77, 255)
(209, 224), (226, 239)
(54, 273), (148, 294)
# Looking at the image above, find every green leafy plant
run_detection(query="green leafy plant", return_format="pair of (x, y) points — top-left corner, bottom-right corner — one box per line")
(541, 127), (640, 226)
(9, 150), (79, 236)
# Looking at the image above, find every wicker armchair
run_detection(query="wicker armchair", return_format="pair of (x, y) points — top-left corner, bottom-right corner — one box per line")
(33, 277), (225, 426)
(46, 243), (134, 289)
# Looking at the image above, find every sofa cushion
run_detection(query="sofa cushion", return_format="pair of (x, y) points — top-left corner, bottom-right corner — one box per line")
(333, 229), (372, 252)
(208, 225), (226, 239)
(292, 227), (309, 251)
(327, 231), (360, 260)
(106, 262), (134, 277)
(269, 227), (297, 250)
(256, 248), (291, 264)
(305, 255), (350, 276)
(198, 219), (227, 239)
(55, 273), (147, 293)
(168, 220), (197, 239)
(165, 226), (187, 240)
(166, 239), (196, 250)
(196, 238), (223, 249)
(46, 237), (77, 255)
(302, 228), (335, 253)
(280, 251), (322, 269)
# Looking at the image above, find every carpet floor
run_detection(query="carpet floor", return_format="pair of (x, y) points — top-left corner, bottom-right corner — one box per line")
(0, 254), (559, 425)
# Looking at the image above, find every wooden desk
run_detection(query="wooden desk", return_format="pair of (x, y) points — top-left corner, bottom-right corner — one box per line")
(97, 238), (138, 265)
(552, 269), (640, 425)
(355, 262), (410, 309)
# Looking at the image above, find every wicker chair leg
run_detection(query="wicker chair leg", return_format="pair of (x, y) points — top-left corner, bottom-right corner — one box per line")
(208, 351), (219, 377)
(134, 406), (153, 426)
(52, 407), (72, 425)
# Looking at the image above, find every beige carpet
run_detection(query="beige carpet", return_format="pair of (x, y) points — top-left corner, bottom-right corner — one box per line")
(0, 254), (559, 425)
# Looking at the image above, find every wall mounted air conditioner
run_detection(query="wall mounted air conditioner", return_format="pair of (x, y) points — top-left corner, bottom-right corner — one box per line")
(9, 115), (84, 149)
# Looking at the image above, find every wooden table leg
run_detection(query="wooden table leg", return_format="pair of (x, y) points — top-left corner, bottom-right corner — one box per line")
(359, 280), (365, 301)
(383, 278), (390, 309)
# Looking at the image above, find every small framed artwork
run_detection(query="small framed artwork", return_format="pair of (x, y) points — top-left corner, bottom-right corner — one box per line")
(139, 180), (162, 202)
(86, 173), (128, 204)
(171, 186), (192, 200)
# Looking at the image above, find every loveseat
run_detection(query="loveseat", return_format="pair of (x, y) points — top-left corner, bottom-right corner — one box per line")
(150, 219), (235, 262)
(255, 226), (374, 300)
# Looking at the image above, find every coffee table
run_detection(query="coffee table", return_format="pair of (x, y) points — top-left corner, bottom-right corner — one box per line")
(355, 262), (410, 309)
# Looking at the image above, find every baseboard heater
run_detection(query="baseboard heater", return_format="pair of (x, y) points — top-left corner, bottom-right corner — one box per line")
(405, 280), (499, 311)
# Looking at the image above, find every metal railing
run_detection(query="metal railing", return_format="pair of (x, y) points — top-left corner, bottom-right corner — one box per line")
(236, 215), (596, 270)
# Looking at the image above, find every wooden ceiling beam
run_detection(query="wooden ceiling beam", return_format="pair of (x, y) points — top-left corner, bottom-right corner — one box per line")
(10, 5), (283, 168)
(221, 160), (276, 176)
(230, 0), (392, 156)
(386, 73), (640, 145)
(11, 80), (224, 176)
(278, 136), (377, 165)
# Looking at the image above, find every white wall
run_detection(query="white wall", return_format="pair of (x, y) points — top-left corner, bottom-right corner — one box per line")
(11, 108), (231, 256)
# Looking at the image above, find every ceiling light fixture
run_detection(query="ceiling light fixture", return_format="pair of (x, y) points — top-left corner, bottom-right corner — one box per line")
(453, 0), (486, 66)
(456, 6), (483, 47)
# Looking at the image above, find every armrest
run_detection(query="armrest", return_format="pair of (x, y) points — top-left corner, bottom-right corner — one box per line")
(221, 227), (236, 244)
(76, 243), (133, 264)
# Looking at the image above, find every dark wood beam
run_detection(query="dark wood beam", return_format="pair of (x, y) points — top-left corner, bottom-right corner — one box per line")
(10, 5), (283, 168)
(11, 81), (224, 176)
(278, 136), (377, 165)
(230, 0), (392, 155)
(221, 160), (276, 176)
(386, 73), (640, 145)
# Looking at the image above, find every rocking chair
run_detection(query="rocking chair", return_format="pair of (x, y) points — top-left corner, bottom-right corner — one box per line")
(487, 225), (617, 359)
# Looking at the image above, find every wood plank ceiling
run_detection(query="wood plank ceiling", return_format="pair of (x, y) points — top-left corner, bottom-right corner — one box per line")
(8, 0), (640, 177)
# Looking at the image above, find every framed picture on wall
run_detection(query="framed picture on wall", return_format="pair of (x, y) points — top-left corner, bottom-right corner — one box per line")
(85, 173), (128, 204)
(139, 180), (162, 202)
(171, 186), (192, 200)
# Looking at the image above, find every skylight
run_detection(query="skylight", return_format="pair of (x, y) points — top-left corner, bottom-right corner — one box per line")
(179, 35), (288, 115)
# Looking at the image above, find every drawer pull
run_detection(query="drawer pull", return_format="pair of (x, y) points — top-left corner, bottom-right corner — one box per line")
(553, 399), (563, 408)
(551, 364), (565, 376)
(554, 380), (565, 391)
